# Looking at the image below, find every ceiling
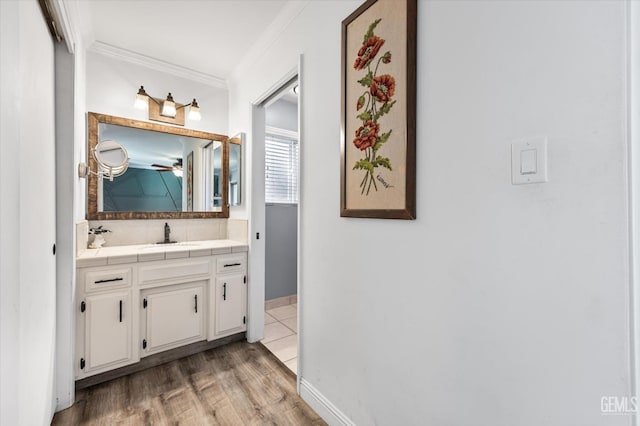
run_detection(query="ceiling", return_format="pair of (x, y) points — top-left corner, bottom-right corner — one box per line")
(84, 0), (292, 80)
(99, 123), (214, 170)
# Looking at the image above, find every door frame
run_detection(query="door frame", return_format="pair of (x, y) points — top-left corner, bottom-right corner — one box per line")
(249, 57), (303, 390)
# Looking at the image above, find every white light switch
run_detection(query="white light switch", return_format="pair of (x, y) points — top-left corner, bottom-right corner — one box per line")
(520, 149), (537, 174)
(511, 137), (548, 185)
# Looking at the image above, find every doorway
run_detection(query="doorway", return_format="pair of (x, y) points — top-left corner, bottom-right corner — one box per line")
(259, 78), (299, 374)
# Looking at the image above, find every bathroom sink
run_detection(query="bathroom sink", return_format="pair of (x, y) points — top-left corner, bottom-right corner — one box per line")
(140, 242), (200, 250)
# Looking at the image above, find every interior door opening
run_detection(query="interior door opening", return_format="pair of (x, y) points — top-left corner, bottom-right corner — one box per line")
(259, 77), (300, 376)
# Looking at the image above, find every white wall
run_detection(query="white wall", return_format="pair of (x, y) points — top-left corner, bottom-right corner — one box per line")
(229, 1), (633, 425)
(631, 3), (640, 424)
(54, 42), (77, 411)
(1, 0), (58, 424)
(0, 2), (21, 423)
(86, 51), (228, 136)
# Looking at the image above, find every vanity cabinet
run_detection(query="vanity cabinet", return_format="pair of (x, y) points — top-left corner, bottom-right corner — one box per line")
(76, 267), (137, 377)
(76, 245), (248, 381)
(82, 291), (133, 373)
(141, 282), (206, 356)
(214, 275), (246, 337)
(212, 254), (247, 338)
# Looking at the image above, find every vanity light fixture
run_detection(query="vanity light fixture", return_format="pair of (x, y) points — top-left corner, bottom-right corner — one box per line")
(134, 85), (201, 126)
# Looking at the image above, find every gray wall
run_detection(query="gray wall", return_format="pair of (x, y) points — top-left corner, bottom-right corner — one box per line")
(265, 98), (297, 131)
(265, 203), (297, 300)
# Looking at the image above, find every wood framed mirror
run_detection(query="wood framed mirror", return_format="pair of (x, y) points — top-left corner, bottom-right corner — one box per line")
(87, 112), (230, 220)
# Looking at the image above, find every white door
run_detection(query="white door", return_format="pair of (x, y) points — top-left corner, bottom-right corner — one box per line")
(215, 275), (246, 336)
(143, 283), (205, 355)
(84, 291), (132, 372)
(8, 2), (58, 422)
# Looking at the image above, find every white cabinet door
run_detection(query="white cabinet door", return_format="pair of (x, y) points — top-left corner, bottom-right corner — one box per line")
(143, 283), (205, 356)
(215, 274), (246, 337)
(84, 290), (132, 373)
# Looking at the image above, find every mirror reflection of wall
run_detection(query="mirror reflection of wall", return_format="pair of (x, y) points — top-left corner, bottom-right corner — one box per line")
(229, 136), (242, 206)
(203, 141), (223, 211)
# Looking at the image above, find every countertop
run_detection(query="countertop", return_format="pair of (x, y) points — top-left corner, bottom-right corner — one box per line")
(77, 239), (248, 268)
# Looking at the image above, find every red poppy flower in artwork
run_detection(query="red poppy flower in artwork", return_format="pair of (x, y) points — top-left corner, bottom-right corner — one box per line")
(369, 74), (395, 103)
(353, 36), (385, 70)
(353, 120), (380, 151)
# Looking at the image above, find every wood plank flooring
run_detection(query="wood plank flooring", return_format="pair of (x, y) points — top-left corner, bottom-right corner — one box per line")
(52, 341), (326, 426)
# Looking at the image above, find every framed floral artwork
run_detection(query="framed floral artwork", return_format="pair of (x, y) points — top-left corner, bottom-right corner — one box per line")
(340, 0), (416, 219)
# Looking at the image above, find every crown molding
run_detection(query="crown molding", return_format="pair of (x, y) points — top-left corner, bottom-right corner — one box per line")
(89, 41), (227, 89)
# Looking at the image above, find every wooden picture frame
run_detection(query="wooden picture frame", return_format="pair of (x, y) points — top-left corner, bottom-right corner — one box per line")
(186, 151), (194, 212)
(340, 0), (416, 219)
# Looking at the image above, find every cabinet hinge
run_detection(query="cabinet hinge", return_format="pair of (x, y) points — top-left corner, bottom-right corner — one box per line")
(243, 275), (246, 284)
(143, 298), (147, 309)
(80, 301), (86, 313)
(80, 358), (85, 370)
(243, 316), (246, 324)
(142, 339), (147, 349)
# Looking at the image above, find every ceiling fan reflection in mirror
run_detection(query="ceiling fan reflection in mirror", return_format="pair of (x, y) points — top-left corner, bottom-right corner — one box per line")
(151, 158), (183, 177)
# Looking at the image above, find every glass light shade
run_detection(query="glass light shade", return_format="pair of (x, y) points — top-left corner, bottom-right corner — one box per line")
(134, 93), (148, 110)
(134, 86), (149, 110)
(162, 99), (176, 117)
(188, 104), (201, 121)
(172, 169), (183, 178)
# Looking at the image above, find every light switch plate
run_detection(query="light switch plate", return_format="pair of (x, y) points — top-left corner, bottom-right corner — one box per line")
(511, 137), (548, 185)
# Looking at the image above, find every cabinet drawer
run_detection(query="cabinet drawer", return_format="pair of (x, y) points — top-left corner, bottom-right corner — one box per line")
(139, 258), (211, 286)
(84, 267), (132, 292)
(216, 254), (246, 274)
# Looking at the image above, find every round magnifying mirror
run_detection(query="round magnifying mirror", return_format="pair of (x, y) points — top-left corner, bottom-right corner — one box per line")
(93, 140), (129, 179)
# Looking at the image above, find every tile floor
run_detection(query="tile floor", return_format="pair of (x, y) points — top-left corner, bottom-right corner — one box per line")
(262, 303), (298, 374)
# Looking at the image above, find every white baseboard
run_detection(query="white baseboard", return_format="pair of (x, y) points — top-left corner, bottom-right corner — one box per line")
(299, 378), (354, 426)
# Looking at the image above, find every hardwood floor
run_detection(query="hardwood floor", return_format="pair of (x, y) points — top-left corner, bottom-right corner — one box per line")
(52, 341), (326, 426)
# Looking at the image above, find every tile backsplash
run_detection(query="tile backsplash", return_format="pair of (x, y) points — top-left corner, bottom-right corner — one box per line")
(77, 218), (248, 254)
(84, 219), (229, 248)
(227, 219), (248, 243)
